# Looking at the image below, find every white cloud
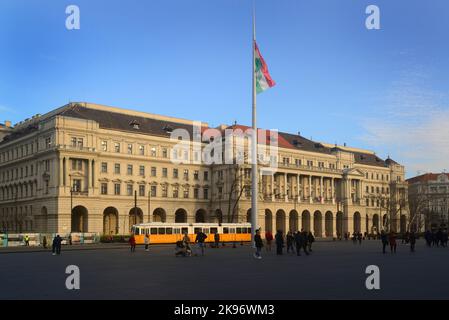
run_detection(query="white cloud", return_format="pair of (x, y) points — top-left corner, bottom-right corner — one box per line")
(360, 68), (449, 176)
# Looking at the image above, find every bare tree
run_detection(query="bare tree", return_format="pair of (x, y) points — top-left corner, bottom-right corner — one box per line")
(225, 165), (246, 223)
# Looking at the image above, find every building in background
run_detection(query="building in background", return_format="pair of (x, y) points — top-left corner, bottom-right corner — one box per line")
(0, 102), (409, 236)
(407, 173), (449, 232)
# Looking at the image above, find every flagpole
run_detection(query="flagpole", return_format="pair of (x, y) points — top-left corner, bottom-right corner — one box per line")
(251, 1), (258, 247)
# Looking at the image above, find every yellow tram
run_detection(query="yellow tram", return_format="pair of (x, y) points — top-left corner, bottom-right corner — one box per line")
(132, 223), (252, 244)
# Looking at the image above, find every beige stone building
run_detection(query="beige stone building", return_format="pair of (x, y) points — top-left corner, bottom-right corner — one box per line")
(0, 102), (409, 236)
(407, 173), (449, 231)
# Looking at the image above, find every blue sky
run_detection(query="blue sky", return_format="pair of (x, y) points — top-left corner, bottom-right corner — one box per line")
(1, 0), (449, 176)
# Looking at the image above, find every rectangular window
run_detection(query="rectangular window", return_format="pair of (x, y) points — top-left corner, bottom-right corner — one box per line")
(139, 145), (144, 155)
(45, 160), (50, 172)
(295, 159), (301, 167)
(150, 147), (157, 157)
(203, 188), (209, 200)
(45, 137), (51, 149)
(114, 163), (120, 174)
(101, 162), (108, 173)
(183, 169), (189, 180)
(173, 186), (179, 198)
(77, 138), (83, 148)
(162, 168), (168, 178)
(127, 144), (133, 154)
(139, 185), (145, 197)
(151, 185), (157, 197)
(101, 183), (108, 195)
(114, 143), (120, 153)
(194, 170), (199, 180)
(183, 188), (189, 198)
(162, 148), (168, 158)
(194, 188), (199, 199)
(204, 171), (209, 181)
(127, 164), (133, 175)
(162, 185), (168, 197)
(72, 179), (82, 192)
(101, 140), (108, 151)
(127, 184), (133, 196)
(173, 169), (178, 178)
(71, 137), (77, 147)
(77, 160), (82, 171)
(151, 167), (157, 177)
(139, 165), (145, 176)
(307, 160), (313, 167)
(114, 184), (121, 195)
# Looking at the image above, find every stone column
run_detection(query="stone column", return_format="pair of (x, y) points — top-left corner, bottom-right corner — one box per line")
(87, 159), (92, 193)
(297, 174), (301, 202)
(331, 178), (335, 204)
(284, 173), (288, 202)
(271, 174), (274, 201)
(320, 176), (324, 204)
(309, 175), (312, 204)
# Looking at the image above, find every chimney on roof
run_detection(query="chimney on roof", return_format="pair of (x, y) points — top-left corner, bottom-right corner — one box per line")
(344, 143), (347, 147)
(4, 120), (11, 128)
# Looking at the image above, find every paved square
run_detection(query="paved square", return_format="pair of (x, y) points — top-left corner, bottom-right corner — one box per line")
(1, 240), (448, 299)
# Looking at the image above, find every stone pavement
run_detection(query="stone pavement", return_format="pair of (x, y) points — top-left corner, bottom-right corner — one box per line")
(1, 239), (448, 300)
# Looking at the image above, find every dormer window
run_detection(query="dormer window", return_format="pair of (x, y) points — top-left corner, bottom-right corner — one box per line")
(130, 120), (140, 130)
(163, 125), (173, 133)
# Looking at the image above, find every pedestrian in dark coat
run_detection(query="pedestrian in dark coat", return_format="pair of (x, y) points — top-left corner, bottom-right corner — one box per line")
(42, 236), (47, 249)
(52, 235), (62, 255)
(294, 231), (302, 256)
(275, 230), (284, 255)
(286, 231), (294, 253)
(357, 232), (362, 245)
(214, 232), (220, 248)
(389, 231), (397, 253)
(307, 232), (315, 252)
(380, 231), (388, 254)
(254, 229), (263, 259)
(409, 231), (416, 252)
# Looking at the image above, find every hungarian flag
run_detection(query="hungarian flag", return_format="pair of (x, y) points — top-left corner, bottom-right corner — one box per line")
(254, 42), (276, 94)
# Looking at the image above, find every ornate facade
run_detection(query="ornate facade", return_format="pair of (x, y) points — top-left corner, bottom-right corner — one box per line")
(0, 102), (409, 236)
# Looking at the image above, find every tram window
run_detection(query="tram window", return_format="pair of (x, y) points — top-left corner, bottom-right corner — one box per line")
(181, 227), (189, 234)
(230, 228), (235, 233)
(223, 228), (229, 234)
(150, 228), (158, 235)
(236, 228), (242, 234)
(241, 228), (247, 234)
(166, 228), (173, 235)
(134, 228), (140, 235)
(203, 228), (209, 234)
(194, 228), (201, 234)
(174, 228), (181, 234)
(158, 228), (166, 235)
(210, 227), (218, 234)
(248, 228), (251, 234)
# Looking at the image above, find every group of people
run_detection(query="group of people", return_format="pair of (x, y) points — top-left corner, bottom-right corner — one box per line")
(254, 229), (315, 259)
(424, 229), (449, 247)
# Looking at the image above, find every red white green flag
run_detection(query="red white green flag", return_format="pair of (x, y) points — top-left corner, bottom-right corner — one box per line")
(254, 42), (276, 94)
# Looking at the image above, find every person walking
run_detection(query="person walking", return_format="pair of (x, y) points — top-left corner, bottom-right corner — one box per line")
(307, 231), (315, 252)
(409, 231), (416, 252)
(254, 229), (263, 259)
(380, 230), (388, 254)
(195, 230), (207, 256)
(129, 235), (136, 252)
(275, 230), (284, 255)
(52, 235), (62, 255)
(294, 230), (308, 256)
(214, 232), (220, 248)
(42, 235), (47, 249)
(424, 230), (432, 247)
(265, 230), (273, 252)
(389, 231), (397, 254)
(144, 234), (150, 252)
(357, 232), (362, 245)
(24, 235), (30, 246)
(286, 231), (294, 254)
